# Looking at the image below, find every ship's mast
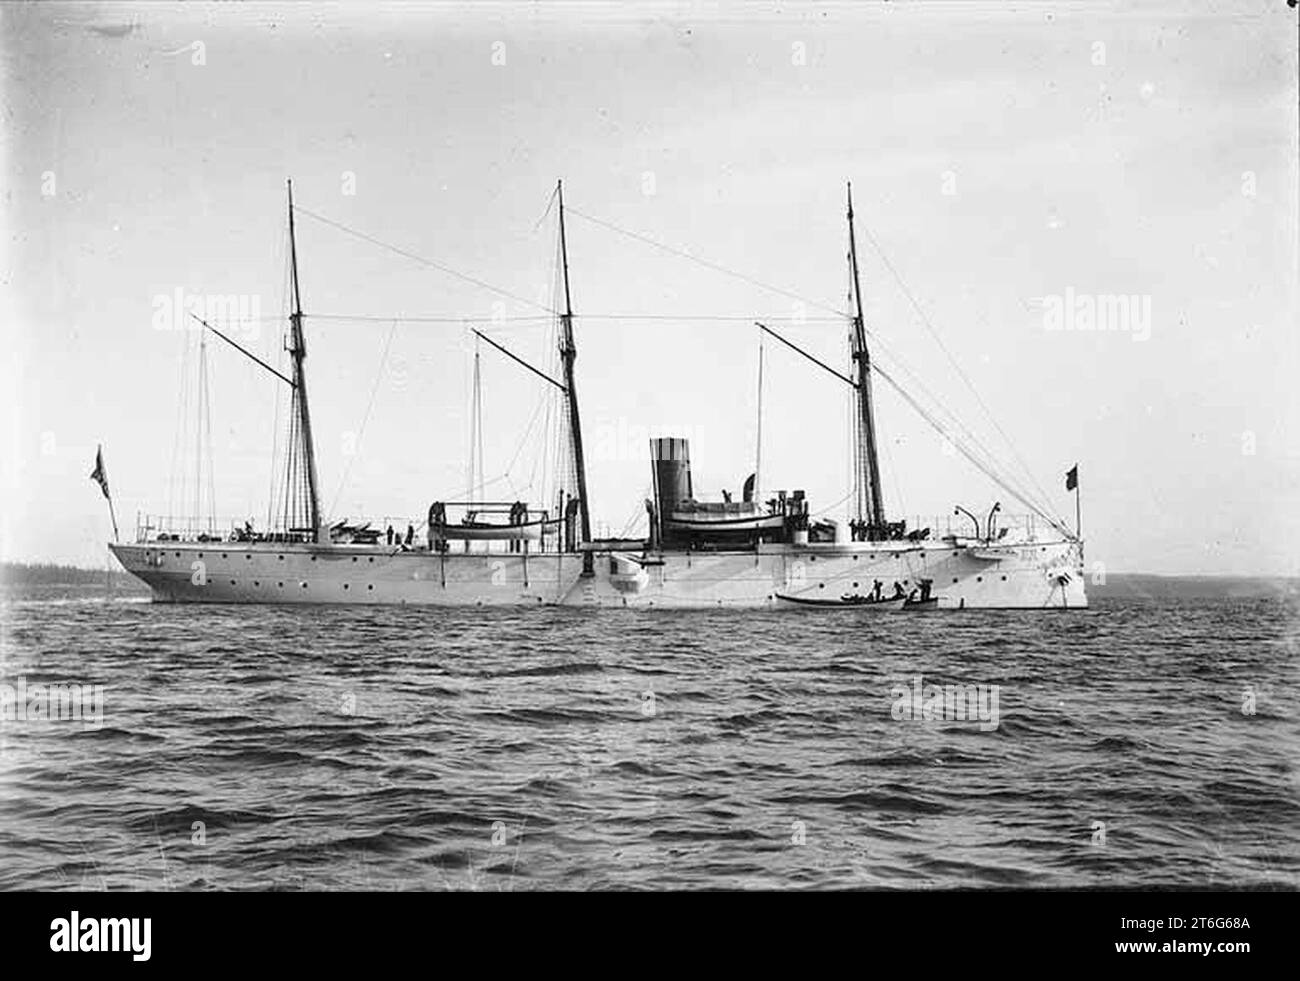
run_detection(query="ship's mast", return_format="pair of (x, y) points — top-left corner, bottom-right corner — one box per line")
(847, 182), (886, 533)
(287, 179), (322, 541)
(557, 180), (594, 574)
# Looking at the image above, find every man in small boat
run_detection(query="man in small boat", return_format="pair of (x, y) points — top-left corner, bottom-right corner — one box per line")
(386, 525), (394, 546)
(405, 523), (414, 546)
(872, 580), (883, 602)
(892, 581), (905, 599)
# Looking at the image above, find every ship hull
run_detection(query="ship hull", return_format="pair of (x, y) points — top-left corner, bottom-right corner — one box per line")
(109, 537), (1087, 609)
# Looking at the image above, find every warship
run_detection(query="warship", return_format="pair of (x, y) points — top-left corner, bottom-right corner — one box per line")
(105, 181), (1087, 609)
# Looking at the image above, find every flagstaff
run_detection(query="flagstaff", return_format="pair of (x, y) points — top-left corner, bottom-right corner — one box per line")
(89, 444), (120, 542)
(1067, 464), (1081, 541)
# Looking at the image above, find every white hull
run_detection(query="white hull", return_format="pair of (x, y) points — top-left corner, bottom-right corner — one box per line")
(109, 537), (1088, 609)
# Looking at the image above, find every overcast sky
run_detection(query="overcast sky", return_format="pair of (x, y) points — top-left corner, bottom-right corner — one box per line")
(3, 0), (1296, 575)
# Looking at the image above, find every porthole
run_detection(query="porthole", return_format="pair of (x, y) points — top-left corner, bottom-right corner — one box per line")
(311, 556), (317, 562)
(278, 555), (284, 561)
(254, 581), (260, 587)
(853, 582), (859, 588)
(246, 554), (252, 561)
(976, 576), (983, 582)
(352, 557), (358, 562)
(1001, 575), (1007, 581)
(175, 551), (181, 558)
(278, 581), (284, 588)
(952, 577), (958, 583)
(810, 556), (816, 562)
(197, 552), (203, 558)
(229, 580), (236, 585)
(343, 584), (350, 590)
(367, 584), (374, 591)
(818, 583), (825, 589)
(369, 558), (374, 563)
(301, 582), (308, 589)
(222, 553), (228, 559)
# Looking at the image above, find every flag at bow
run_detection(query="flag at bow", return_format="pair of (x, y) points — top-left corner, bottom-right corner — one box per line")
(1065, 465), (1078, 492)
(90, 445), (111, 500)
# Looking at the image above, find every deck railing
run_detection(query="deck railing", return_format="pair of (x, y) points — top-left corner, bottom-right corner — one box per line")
(895, 512), (1054, 542)
(134, 513), (573, 554)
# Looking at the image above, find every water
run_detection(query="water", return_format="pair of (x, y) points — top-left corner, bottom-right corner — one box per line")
(1, 588), (1297, 890)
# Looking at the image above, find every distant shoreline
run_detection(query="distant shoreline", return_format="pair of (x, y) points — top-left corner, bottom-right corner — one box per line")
(0, 562), (143, 588)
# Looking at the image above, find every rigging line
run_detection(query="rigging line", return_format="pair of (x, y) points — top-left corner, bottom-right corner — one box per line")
(810, 487), (855, 520)
(267, 231), (291, 531)
(167, 325), (191, 525)
(201, 331), (218, 532)
(769, 311), (1049, 521)
(572, 202), (1056, 518)
(503, 389), (551, 485)
(616, 499), (645, 539)
(567, 202), (1054, 517)
(327, 318), (401, 519)
(471, 329), (567, 392)
(292, 203), (561, 317)
(564, 205), (846, 318)
(476, 349), (485, 503)
(879, 417), (906, 519)
(870, 360), (1072, 537)
(858, 325), (1050, 514)
(859, 222), (1055, 511)
(533, 184), (559, 232)
(309, 314), (553, 324)
(581, 314), (845, 322)
(310, 312), (845, 323)
(971, 306), (1055, 506)
(861, 332), (1038, 509)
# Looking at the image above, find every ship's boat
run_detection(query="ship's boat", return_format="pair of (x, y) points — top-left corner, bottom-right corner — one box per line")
(436, 520), (549, 542)
(775, 593), (906, 611)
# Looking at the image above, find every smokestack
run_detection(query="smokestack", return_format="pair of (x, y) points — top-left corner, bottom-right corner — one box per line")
(650, 437), (692, 516)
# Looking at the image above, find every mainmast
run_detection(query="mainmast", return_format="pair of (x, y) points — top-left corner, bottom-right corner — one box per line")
(287, 179), (323, 541)
(557, 180), (594, 574)
(847, 183), (886, 534)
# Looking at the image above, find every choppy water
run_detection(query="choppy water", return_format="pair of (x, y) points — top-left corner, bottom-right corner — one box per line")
(1, 588), (1297, 890)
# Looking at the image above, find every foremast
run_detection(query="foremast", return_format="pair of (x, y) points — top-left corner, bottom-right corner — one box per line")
(557, 180), (594, 574)
(847, 183), (886, 536)
(286, 179), (323, 542)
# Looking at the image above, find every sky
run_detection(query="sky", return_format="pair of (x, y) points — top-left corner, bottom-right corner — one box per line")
(2, 0), (1297, 575)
